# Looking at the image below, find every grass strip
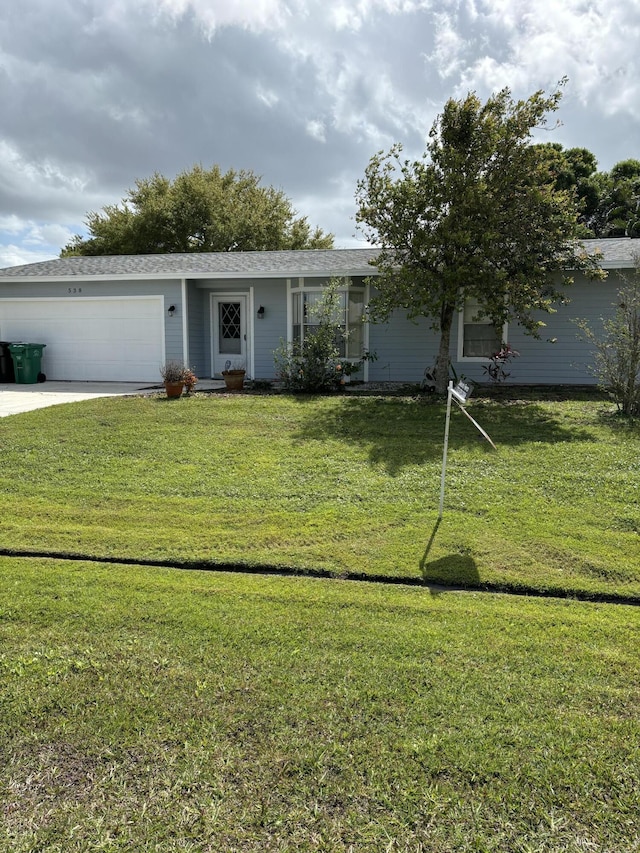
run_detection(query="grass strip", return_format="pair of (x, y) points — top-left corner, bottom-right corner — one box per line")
(2, 548), (640, 608)
(1, 557), (639, 851)
(1, 392), (638, 598)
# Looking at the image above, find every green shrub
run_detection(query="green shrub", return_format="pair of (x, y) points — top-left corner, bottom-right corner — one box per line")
(274, 278), (345, 392)
(577, 258), (640, 417)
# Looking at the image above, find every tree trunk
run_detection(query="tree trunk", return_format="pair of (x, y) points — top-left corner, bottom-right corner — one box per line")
(435, 304), (455, 394)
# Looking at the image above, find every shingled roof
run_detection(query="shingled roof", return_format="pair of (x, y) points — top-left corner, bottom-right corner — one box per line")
(0, 239), (636, 280)
(0, 248), (381, 280)
(572, 238), (638, 267)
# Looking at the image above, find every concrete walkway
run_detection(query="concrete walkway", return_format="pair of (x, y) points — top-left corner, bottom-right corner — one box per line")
(0, 379), (225, 417)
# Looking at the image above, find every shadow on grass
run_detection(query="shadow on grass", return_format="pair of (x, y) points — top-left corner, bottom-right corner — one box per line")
(421, 555), (481, 596)
(595, 407), (640, 432)
(292, 395), (597, 474)
(419, 517), (480, 596)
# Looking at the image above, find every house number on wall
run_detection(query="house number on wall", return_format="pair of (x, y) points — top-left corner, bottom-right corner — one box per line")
(67, 287), (82, 293)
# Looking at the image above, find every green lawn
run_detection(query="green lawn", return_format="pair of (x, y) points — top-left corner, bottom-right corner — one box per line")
(1, 390), (638, 598)
(1, 558), (639, 852)
(1, 390), (639, 850)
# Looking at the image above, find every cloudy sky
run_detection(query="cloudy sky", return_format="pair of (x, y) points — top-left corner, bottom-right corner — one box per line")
(0, 0), (638, 267)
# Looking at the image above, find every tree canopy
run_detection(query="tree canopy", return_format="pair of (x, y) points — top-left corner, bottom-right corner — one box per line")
(593, 159), (640, 238)
(355, 85), (604, 391)
(534, 144), (640, 239)
(61, 165), (334, 256)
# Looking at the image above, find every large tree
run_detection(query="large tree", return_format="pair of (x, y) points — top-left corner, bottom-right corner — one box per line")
(355, 86), (604, 392)
(534, 145), (640, 239)
(593, 159), (640, 238)
(532, 142), (600, 236)
(61, 165), (334, 256)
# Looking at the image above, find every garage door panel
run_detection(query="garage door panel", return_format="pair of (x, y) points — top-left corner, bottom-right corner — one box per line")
(0, 298), (165, 381)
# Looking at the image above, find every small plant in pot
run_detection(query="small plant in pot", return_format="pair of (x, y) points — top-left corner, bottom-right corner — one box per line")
(160, 361), (191, 398)
(221, 360), (246, 391)
(183, 368), (198, 395)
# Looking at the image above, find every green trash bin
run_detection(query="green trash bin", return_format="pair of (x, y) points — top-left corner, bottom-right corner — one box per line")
(8, 343), (46, 384)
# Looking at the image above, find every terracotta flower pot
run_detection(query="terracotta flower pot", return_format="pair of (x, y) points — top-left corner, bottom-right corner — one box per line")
(164, 381), (184, 398)
(222, 369), (245, 391)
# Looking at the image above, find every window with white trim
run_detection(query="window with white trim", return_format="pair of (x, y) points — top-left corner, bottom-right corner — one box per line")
(291, 285), (365, 359)
(458, 297), (506, 360)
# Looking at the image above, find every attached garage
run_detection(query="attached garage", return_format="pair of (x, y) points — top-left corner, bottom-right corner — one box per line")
(0, 296), (164, 381)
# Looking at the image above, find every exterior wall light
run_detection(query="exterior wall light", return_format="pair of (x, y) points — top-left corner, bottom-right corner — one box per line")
(168, 305), (176, 317)
(257, 305), (265, 319)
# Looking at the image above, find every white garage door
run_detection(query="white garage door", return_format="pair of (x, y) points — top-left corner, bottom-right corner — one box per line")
(0, 297), (164, 381)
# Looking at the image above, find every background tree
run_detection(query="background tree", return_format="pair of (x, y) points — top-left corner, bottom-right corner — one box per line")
(61, 165), (334, 256)
(533, 142), (600, 236)
(594, 159), (640, 238)
(355, 86), (604, 392)
(535, 145), (640, 238)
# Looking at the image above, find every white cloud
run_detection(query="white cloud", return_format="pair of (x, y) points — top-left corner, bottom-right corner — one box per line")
(0, 219), (76, 267)
(0, 215), (26, 235)
(458, 0), (640, 119)
(0, 243), (59, 269)
(306, 120), (327, 143)
(256, 85), (280, 108)
(151, 0), (287, 33)
(0, 133), (114, 218)
(0, 0), (638, 266)
(142, 0), (436, 36)
(24, 223), (76, 248)
(327, 1), (426, 32)
(428, 11), (467, 79)
(0, 141), (91, 199)
(274, 15), (432, 151)
(105, 104), (152, 126)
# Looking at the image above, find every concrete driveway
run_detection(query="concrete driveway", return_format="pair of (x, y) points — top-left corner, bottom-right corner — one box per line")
(0, 381), (226, 419)
(0, 381), (161, 417)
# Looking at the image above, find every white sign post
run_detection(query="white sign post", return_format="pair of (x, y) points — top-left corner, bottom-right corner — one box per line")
(439, 380), (496, 519)
(438, 382), (455, 519)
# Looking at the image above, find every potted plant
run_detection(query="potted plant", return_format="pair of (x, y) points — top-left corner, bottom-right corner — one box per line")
(160, 361), (188, 398)
(183, 368), (198, 395)
(221, 360), (246, 391)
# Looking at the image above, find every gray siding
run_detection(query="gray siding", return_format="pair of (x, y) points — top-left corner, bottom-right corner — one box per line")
(0, 277), (178, 300)
(251, 279), (287, 379)
(452, 274), (619, 386)
(368, 313), (439, 381)
(186, 281), (207, 376)
(162, 282), (186, 366)
(364, 274), (622, 386)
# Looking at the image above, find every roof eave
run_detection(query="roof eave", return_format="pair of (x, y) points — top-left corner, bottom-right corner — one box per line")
(0, 266), (379, 283)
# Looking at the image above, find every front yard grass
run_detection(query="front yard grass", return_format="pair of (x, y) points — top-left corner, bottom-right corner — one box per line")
(1, 557), (639, 852)
(1, 390), (639, 598)
(2, 391), (639, 850)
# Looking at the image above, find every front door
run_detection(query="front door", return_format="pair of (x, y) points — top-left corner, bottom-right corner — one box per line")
(212, 295), (248, 377)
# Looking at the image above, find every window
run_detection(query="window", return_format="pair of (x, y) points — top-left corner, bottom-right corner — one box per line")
(459, 297), (506, 360)
(217, 301), (242, 354)
(291, 285), (364, 359)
